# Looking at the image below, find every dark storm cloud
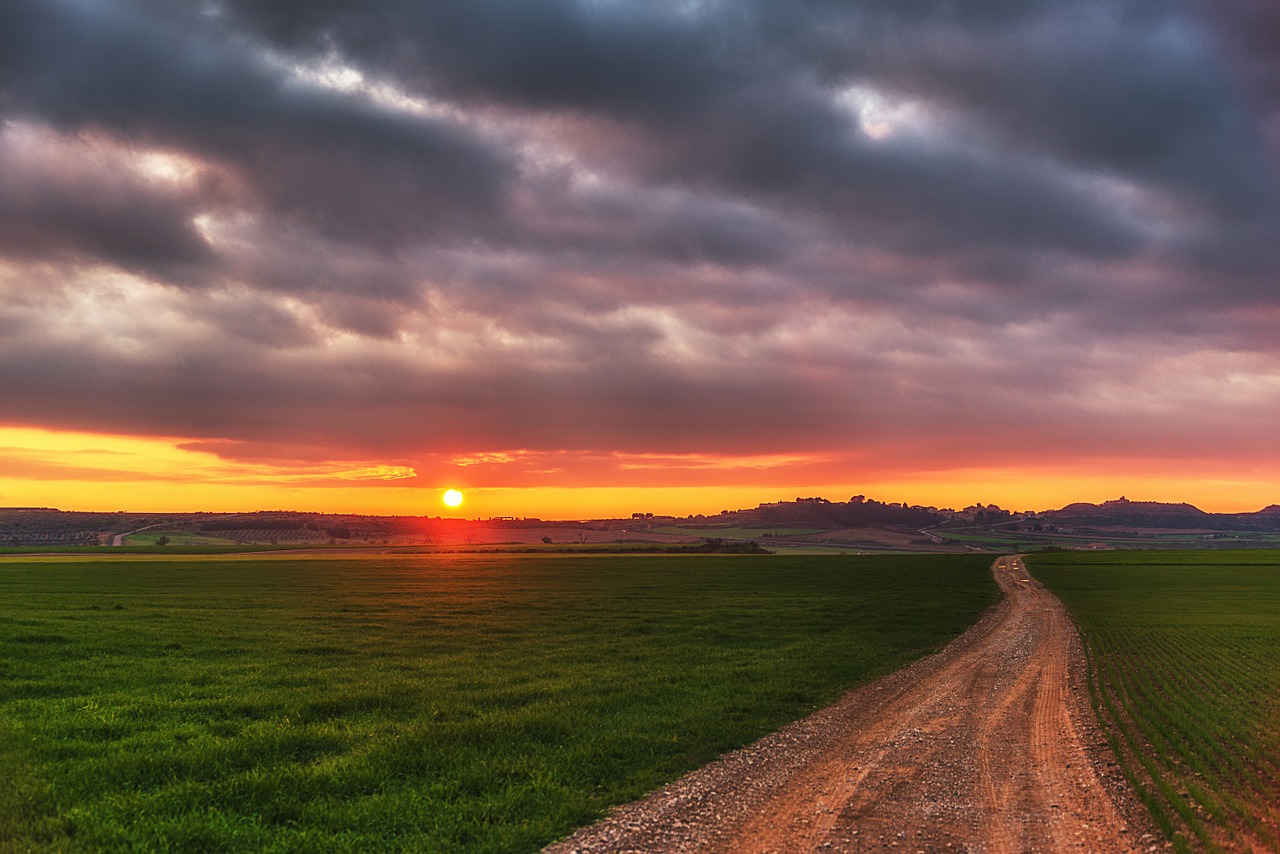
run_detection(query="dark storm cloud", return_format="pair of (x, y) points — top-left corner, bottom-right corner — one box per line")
(210, 0), (1156, 259)
(0, 134), (214, 278)
(518, 179), (806, 268)
(0, 300), (846, 456)
(194, 290), (321, 349)
(212, 0), (761, 122)
(0, 0), (515, 249)
(865, 5), (1274, 217)
(214, 0), (1278, 280)
(2, 0), (1280, 475)
(1191, 0), (1280, 214)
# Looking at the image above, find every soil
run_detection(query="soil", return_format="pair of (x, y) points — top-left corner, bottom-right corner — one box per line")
(548, 556), (1164, 853)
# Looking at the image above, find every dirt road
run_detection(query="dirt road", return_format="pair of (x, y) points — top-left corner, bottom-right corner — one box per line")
(111, 522), (165, 546)
(550, 556), (1157, 853)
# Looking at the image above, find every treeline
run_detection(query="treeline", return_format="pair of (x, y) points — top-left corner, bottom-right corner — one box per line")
(201, 520), (308, 531)
(742, 497), (943, 529)
(0, 510), (161, 534)
(2, 531), (100, 546)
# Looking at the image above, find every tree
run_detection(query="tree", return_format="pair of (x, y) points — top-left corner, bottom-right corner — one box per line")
(156, 536), (170, 546)
(541, 535), (553, 544)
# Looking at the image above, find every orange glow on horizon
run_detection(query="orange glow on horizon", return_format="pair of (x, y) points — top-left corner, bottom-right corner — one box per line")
(2, 425), (1279, 518)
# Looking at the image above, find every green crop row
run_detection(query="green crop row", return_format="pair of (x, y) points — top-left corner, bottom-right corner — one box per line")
(1031, 551), (1280, 852)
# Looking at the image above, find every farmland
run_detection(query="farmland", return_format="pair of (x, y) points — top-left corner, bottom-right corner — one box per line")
(0, 552), (997, 851)
(1030, 550), (1280, 852)
(121, 530), (242, 547)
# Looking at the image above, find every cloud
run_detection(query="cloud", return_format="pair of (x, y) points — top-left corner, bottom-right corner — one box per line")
(0, 124), (217, 279)
(1, 0), (516, 249)
(1, 0), (1279, 497)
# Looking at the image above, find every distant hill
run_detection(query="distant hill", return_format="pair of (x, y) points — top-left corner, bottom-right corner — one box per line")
(1045, 497), (1280, 531)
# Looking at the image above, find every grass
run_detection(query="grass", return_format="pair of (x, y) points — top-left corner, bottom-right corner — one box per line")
(0, 552), (998, 852)
(0, 545), (301, 556)
(1030, 550), (1280, 852)
(123, 530), (240, 547)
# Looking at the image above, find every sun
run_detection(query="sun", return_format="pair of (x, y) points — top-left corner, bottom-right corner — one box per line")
(442, 488), (464, 508)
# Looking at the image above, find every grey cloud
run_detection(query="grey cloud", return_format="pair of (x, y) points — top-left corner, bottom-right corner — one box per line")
(0, 177), (212, 278)
(513, 175), (811, 268)
(0, 129), (215, 278)
(904, 10), (1270, 215)
(0, 306), (834, 456)
(213, 0), (765, 124)
(4, 0), (1265, 294)
(194, 290), (321, 349)
(211, 0), (1272, 212)
(2, 0), (1280, 474)
(1, 0), (516, 248)
(5, 287), (1275, 467)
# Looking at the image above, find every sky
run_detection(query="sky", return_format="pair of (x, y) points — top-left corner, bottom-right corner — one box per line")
(2, 0), (1279, 519)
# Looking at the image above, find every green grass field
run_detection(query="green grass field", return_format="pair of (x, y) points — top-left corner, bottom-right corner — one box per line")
(0, 545), (298, 556)
(1030, 551), (1280, 852)
(0, 552), (997, 852)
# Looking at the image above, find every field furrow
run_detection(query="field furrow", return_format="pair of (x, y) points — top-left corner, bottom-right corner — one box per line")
(1033, 551), (1280, 852)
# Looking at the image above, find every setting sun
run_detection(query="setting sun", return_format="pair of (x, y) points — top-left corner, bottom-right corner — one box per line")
(442, 489), (464, 508)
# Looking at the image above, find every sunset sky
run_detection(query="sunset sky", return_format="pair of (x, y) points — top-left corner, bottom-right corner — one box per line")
(2, 0), (1279, 519)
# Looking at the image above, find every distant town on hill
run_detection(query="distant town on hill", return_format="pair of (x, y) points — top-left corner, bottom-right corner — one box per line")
(5, 495), (1280, 554)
